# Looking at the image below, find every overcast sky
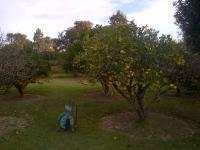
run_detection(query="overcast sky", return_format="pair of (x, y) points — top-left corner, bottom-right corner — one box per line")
(0, 0), (181, 40)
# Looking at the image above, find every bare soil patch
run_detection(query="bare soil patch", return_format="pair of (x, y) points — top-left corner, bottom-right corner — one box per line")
(82, 91), (122, 102)
(0, 116), (28, 136)
(0, 94), (46, 102)
(100, 112), (194, 141)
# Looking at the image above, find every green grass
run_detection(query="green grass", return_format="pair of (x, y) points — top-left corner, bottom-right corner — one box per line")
(0, 76), (200, 150)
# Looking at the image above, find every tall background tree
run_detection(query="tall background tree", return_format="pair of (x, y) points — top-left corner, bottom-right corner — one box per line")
(0, 30), (4, 48)
(174, 0), (200, 91)
(5, 33), (32, 51)
(109, 10), (128, 26)
(33, 28), (57, 76)
(33, 28), (44, 53)
(174, 0), (200, 53)
(33, 28), (54, 52)
(58, 21), (93, 73)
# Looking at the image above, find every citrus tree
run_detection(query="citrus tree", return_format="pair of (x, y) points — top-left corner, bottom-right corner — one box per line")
(74, 20), (171, 121)
(156, 35), (190, 94)
(0, 50), (38, 97)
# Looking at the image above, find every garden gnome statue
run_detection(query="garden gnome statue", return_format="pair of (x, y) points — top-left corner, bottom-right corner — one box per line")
(57, 103), (75, 132)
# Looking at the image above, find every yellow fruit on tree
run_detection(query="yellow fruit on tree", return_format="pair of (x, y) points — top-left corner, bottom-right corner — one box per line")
(119, 50), (125, 54)
(177, 56), (185, 65)
(170, 83), (175, 87)
(125, 64), (130, 70)
(169, 83), (177, 89)
(108, 76), (113, 81)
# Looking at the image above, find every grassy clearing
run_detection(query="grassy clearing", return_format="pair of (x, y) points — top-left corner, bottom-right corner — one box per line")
(0, 76), (200, 150)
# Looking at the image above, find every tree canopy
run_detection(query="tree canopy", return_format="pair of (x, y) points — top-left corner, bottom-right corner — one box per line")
(174, 0), (200, 53)
(74, 13), (176, 120)
(58, 21), (93, 73)
(0, 50), (37, 96)
(33, 28), (54, 52)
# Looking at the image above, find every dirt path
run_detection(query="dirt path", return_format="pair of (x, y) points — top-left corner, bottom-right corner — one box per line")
(0, 116), (28, 137)
(0, 94), (46, 102)
(81, 91), (122, 102)
(100, 112), (195, 141)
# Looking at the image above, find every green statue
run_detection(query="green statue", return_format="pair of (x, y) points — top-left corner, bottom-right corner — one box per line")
(57, 102), (76, 132)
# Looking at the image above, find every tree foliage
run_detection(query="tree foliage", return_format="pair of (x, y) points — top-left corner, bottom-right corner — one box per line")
(58, 21), (93, 73)
(174, 0), (200, 53)
(73, 10), (198, 121)
(109, 10), (128, 26)
(0, 30), (51, 96)
(155, 35), (194, 94)
(5, 33), (32, 52)
(0, 30), (4, 48)
(0, 50), (37, 96)
(33, 28), (54, 52)
(74, 18), (172, 121)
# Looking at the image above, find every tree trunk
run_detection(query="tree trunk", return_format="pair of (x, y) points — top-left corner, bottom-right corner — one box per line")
(103, 82), (110, 95)
(14, 85), (24, 97)
(135, 98), (146, 121)
(135, 88), (147, 121)
(176, 87), (181, 96)
(112, 83), (148, 121)
(100, 78), (110, 95)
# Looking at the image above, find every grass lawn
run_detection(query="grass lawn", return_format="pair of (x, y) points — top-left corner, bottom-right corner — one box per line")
(0, 76), (200, 150)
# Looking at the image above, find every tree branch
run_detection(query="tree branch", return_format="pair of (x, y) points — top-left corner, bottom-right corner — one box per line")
(113, 83), (131, 101)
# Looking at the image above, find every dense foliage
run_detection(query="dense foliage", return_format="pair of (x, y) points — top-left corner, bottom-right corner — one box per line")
(0, 31), (52, 96)
(0, 50), (37, 96)
(174, 0), (200, 53)
(73, 11), (199, 121)
(58, 21), (93, 73)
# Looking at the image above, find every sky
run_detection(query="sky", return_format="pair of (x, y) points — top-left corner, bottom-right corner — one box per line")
(0, 0), (181, 40)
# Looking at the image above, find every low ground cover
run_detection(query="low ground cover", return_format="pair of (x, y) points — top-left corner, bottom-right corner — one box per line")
(0, 76), (199, 150)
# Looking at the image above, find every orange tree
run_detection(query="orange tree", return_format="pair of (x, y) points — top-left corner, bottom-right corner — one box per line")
(0, 50), (38, 96)
(156, 35), (196, 94)
(74, 20), (172, 121)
